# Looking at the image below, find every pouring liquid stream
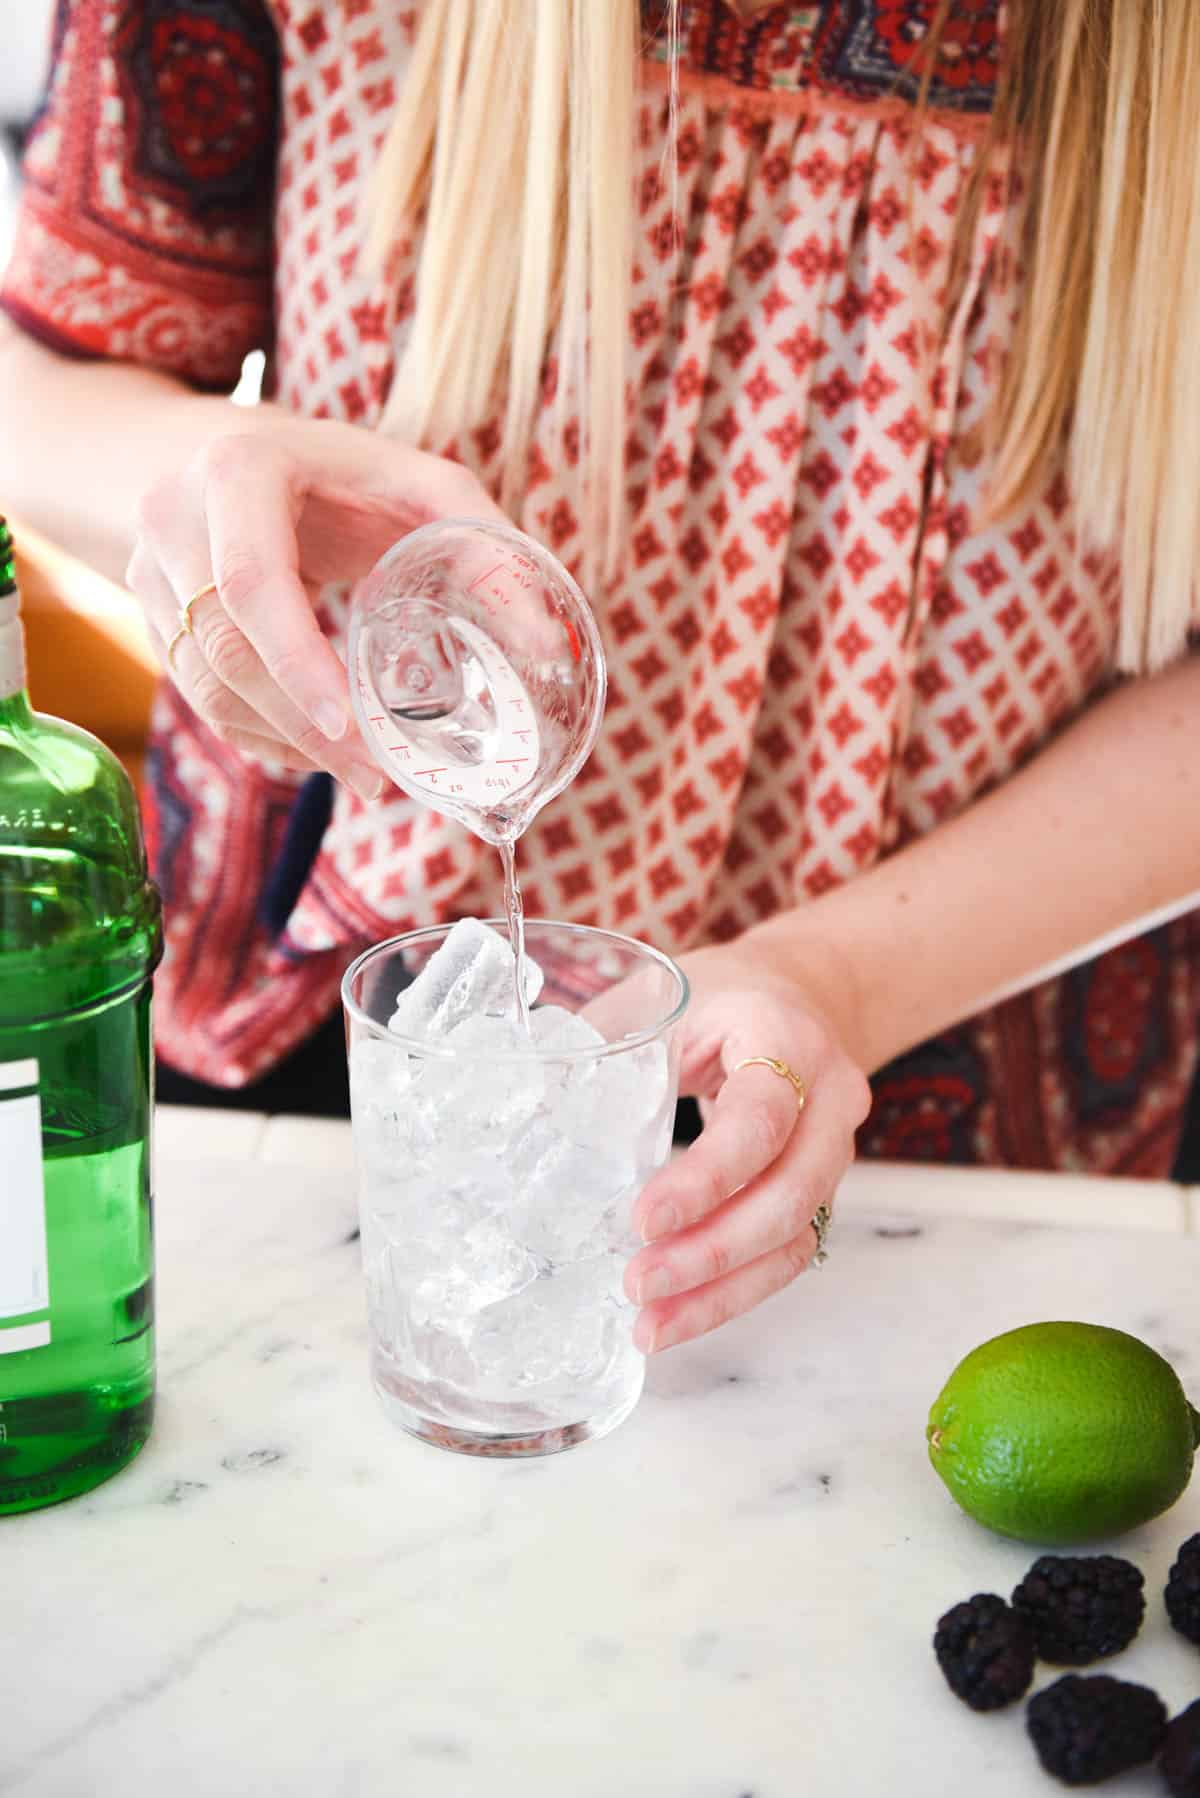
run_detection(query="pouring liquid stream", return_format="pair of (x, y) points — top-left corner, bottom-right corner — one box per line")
(498, 837), (530, 1034)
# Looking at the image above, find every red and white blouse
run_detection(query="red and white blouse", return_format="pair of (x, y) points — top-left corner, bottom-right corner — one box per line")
(4, 0), (1197, 1174)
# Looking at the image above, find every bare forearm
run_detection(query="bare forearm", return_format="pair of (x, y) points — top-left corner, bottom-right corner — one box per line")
(750, 656), (1200, 1071)
(0, 321), (248, 581)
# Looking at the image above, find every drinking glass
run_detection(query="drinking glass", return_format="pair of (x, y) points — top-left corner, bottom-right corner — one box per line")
(342, 921), (688, 1457)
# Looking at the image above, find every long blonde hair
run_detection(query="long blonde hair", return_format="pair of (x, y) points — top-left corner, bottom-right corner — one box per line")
(369, 0), (1200, 671)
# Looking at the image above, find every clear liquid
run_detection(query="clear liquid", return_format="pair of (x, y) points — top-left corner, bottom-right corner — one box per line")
(499, 839), (530, 1034)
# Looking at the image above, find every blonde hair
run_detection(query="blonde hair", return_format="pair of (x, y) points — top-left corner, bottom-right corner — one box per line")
(370, 0), (1200, 670)
(368, 0), (637, 573)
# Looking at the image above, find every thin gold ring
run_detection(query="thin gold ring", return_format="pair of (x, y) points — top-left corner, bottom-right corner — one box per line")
(165, 624), (189, 670)
(732, 1054), (807, 1113)
(179, 578), (218, 634)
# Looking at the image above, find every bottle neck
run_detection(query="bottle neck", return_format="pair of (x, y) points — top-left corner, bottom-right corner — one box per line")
(0, 589), (28, 708)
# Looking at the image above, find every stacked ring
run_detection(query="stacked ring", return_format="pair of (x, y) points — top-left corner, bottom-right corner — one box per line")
(732, 1053), (831, 1267)
(165, 579), (218, 670)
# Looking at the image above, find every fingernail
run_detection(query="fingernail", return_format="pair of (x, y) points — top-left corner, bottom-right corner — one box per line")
(316, 702), (349, 741)
(641, 1203), (679, 1243)
(633, 1314), (658, 1355)
(349, 767), (385, 802)
(637, 1267), (674, 1305)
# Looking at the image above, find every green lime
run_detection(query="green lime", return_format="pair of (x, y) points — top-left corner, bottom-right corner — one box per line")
(927, 1322), (1200, 1546)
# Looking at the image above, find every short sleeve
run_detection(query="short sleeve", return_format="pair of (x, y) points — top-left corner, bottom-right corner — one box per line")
(0, 0), (278, 391)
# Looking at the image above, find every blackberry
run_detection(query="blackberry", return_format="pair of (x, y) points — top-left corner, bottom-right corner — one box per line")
(1162, 1701), (1200, 1798)
(933, 1593), (1035, 1711)
(1026, 1674), (1167, 1786)
(1166, 1534), (1200, 1647)
(1011, 1554), (1145, 1664)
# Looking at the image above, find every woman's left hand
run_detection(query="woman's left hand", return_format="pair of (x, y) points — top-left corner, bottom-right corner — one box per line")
(625, 933), (873, 1354)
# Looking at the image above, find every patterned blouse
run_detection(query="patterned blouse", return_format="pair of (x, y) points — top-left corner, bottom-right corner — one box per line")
(4, 0), (1196, 1174)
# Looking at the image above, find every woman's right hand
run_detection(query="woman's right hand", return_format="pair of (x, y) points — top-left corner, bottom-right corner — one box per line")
(125, 411), (507, 797)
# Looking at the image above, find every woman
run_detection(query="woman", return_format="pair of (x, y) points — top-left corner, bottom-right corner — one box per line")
(1, 1), (1198, 1357)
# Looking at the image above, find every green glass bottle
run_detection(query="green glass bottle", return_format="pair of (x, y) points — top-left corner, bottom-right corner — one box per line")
(0, 518), (162, 1513)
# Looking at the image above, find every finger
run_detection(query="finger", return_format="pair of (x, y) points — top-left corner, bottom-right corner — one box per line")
(634, 1231), (823, 1354)
(127, 542), (191, 661)
(625, 1103), (853, 1307)
(202, 438), (359, 739)
(632, 1059), (806, 1243)
(159, 625), (284, 736)
(135, 529), (384, 799)
(136, 567), (284, 747)
(132, 536), (300, 736)
(145, 619), (342, 780)
(182, 586), (383, 799)
(215, 728), (325, 774)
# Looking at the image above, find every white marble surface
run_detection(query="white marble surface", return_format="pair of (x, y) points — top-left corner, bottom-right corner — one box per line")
(6, 1137), (1200, 1798)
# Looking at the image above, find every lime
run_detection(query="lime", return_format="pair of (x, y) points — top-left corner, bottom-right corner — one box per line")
(927, 1322), (1200, 1546)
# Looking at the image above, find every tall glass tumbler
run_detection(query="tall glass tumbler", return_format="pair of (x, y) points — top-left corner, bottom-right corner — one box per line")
(343, 922), (688, 1457)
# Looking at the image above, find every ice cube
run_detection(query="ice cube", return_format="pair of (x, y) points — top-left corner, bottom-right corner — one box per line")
(461, 1217), (541, 1302)
(469, 1257), (629, 1392)
(407, 1012), (548, 1148)
(368, 1154), (512, 1254)
(388, 917), (543, 1041)
(590, 1038), (670, 1136)
(407, 1319), (479, 1389)
(528, 1005), (605, 1054)
(528, 1002), (670, 1148)
(541, 1257), (634, 1382)
(409, 1217), (540, 1336)
(471, 1299), (565, 1390)
(537, 1035), (670, 1168)
(349, 1034), (420, 1164)
(351, 1033), (415, 1095)
(506, 1130), (639, 1262)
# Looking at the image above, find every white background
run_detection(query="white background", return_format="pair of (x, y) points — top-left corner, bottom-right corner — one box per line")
(0, 1), (56, 262)
(0, 0), (54, 124)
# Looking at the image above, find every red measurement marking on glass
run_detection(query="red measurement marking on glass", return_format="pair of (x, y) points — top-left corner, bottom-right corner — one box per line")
(496, 758), (530, 767)
(465, 561), (512, 614)
(466, 561), (506, 594)
(413, 767), (448, 778)
(563, 618), (581, 662)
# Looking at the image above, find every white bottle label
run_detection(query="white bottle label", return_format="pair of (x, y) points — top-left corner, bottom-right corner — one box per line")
(0, 1059), (51, 1352)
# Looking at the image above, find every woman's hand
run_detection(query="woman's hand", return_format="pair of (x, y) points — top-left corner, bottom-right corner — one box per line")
(625, 931), (872, 1354)
(125, 410), (506, 795)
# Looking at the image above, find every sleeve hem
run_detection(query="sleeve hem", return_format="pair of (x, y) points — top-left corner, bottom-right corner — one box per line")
(0, 204), (274, 393)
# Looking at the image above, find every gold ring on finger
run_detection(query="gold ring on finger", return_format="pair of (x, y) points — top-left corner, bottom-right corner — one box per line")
(179, 578), (218, 635)
(165, 624), (190, 671)
(732, 1054), (807, 1113)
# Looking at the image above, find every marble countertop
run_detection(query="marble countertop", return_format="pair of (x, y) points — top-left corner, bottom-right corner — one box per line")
(5, 1112), (1200, 1797)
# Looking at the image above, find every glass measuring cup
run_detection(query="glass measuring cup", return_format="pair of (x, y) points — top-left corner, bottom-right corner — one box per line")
(348, 521), (607, 846)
